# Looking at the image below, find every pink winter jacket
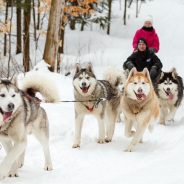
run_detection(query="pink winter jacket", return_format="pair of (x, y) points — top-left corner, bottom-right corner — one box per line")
(132, 27), (160, 53)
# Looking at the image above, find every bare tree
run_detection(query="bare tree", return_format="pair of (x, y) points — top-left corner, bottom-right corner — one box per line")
(23, 0), (31, 72)
(107, 0), (112, 35)
(136, 0), (138, 17)
(4, 0), (9, 56)
(7, 0), (13, 77)
(43, 0), (64, 71)
(57, 20), (65, 72)
(16, 0), (22, 54)
(123, 0), (127, 25)
(37, 0), (40, 29)
(32, 0), (37, 42)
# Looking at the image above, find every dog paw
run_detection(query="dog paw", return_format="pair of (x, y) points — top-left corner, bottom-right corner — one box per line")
(97, 138), (105, 144)
(105, 138), (112, 143)
(166, 119), (174, 125)
(44, 164), (53, 171)
(124, 149), (132, 152)
(159, 121), (166, 125)
(9, 171), (19, 177)
(124, 148), (133, 152)
(139, 139), (143, 144)
(72, 144), (80, 148)
(124, 145), (134, 152)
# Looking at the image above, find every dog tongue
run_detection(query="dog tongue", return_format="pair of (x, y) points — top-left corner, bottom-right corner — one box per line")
(82, 87), (88, 93)
(137, 93), (146, 100)
(168, 92), (174, 100)
(3, 112), (12, 122)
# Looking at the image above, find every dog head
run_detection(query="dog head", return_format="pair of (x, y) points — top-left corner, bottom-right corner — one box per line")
(157, 68), (178, 100)
(0, 79), (22, 124)
(124, 67), (152, 101)
(73, 63), (97, 96)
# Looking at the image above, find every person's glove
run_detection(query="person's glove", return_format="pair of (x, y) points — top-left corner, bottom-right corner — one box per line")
(126, 61), (135, 71)
(150, 66), (158, 79)
(149, 48), (156, 53)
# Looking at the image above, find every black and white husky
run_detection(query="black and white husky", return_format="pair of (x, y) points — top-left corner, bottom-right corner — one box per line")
(0, 71), (59, 179)
(156, 68), (183, 125)
(72, 63), (122, 148)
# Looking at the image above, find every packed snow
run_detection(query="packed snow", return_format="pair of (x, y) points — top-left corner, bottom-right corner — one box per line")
(1, 0), (184, 183)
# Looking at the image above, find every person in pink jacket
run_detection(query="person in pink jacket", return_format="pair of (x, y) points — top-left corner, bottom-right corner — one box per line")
(132, 15), (160, 53)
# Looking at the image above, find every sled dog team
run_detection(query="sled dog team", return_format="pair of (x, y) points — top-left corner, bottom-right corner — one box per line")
(0, 63), (183, 179)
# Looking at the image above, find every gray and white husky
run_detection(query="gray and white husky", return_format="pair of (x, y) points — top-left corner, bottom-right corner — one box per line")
(0, 72), (59, 180)
(72, 63), (122, 148)
(156, 68), (183, 125)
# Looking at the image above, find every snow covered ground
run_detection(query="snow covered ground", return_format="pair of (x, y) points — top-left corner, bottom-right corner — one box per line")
(1, 0), (184, 183)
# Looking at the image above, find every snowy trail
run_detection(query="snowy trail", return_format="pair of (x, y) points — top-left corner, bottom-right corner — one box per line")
(1, 0), (184, 183)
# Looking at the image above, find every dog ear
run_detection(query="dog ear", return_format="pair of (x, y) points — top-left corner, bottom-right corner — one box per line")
(143, 68), (152, 81)
(171, 67), (178, 79)
(127, 67), (137, 79)
(123, 69), (129, 79)
(75, 63), (81, 74)
(159, 71), (164, 80)
(86, 62), (93, 73)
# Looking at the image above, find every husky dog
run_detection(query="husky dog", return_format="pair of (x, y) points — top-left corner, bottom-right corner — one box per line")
(121, 68), (160, 152)
(156, 68), (183, 125)
(0, 72), (59, 179)
(104, 67), (126, 94)
(104, 67), (126, 122)
(72, 63), (122, 148)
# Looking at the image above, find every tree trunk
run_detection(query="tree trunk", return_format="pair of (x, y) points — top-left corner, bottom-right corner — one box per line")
(23, 0), (31, 72)
(57, 23), (65, 72)
(58, 26), (65, 55)
(43, 0), (64, 71)
(107, 0), (112, 35)
(7, 0), (13, 78)
(4, 1), (8, 56)
(80, 20), (85, 31)
(128, 0), (133, 8)
(136, 0), (139, 18)
(70, 19), (76, 30)
(123, 0), (127, 25)
(37, 0), (40, 30)
(32, 0), (37, 41)
(16, 0), (22, 54)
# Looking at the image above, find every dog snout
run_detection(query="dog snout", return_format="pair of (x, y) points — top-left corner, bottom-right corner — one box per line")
(82, 82), (86, 87)
(8, 103), (14, 111)
(138, 88), (143, 93)
(166, 88), (170, 91)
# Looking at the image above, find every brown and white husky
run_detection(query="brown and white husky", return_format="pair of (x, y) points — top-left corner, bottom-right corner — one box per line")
(121, 67), (160, 152)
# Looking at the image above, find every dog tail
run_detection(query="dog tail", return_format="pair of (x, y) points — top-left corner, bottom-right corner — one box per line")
(20, 71), (60, 103)
(103, 67), (125, 88)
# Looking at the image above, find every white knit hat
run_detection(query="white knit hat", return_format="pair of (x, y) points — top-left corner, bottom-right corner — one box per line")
(144, 15), (153, 24)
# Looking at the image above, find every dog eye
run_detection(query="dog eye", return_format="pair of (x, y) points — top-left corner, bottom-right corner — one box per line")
(0, 94), (5, 97)
(79, 77), (82, 80)
(134, 82), (137, 85)
(12, 94), (15, 97)
(86, 76), (90, 79)
(142, 82), (145, 85)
